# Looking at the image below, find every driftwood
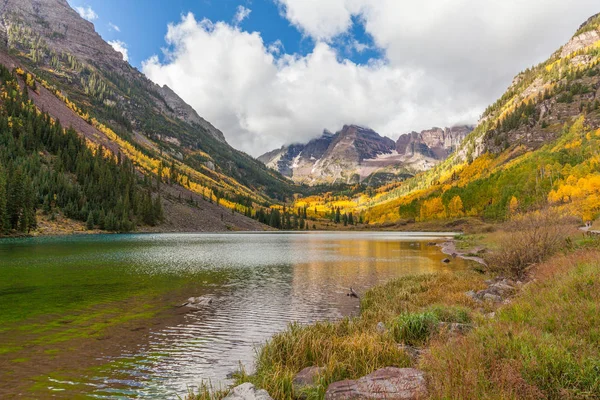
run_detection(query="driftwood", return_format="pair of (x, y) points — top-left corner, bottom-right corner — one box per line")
(347, 287), (360, 299)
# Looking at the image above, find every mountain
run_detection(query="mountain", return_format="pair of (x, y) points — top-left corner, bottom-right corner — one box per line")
(360, 13), (600, 224)
(259, 125), (472, 186)
(0, 0), (298, 234)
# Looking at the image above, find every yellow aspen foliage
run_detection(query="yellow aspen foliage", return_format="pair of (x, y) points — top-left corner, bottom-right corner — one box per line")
(447, 196), (464, 218)
(509, 196), (519, 214)
(420, 197), (445, 220)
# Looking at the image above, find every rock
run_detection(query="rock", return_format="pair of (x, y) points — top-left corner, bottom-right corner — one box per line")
(464, 290), (477, 300)
(442, 258), (451, 264)
(293, 366), (325, 395)
(376, 322), (387, 335)
(561, 30), (600, 58)
(325, 368), (427, 400)
(489, 282), (515, 294)
(181, 296), (213, 309)
(397, 345), (428, 360)
(224, 383), (273, 400)
(483, 293), (502, 303)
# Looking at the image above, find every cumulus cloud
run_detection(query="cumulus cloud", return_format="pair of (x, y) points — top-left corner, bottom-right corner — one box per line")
(109, 40), (129, 62)
(108, 22), (121, 32)
(233, 6), (252, 25)
(143, 2), (599, 156)
(75, 5), (98, 22)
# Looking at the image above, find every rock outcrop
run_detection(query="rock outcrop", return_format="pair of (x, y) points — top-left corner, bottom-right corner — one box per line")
(396, 126), (473, 160)
(325, 368), (428, 400)
(223, 383), (273, 400)
(560, 30), (600, 58)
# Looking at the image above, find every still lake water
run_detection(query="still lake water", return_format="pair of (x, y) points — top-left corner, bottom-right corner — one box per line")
(0, 232), (465, 399)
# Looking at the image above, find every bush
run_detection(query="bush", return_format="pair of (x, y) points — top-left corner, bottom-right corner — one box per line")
(391, 312), (439, 345)
(390, 305), (472, 345)
(484, 209), (575, 278)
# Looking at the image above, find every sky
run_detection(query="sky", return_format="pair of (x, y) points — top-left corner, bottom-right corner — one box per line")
(67, 1), (600, 156)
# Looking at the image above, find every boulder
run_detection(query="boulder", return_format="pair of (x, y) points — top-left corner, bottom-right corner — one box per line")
(483, 293), (502, 303)
(293, 366), (325, 395)
(489, 282), (515, 294)
(325, 368), (427, 400)
(464, 290), (477, 300)
(376, 322), (387, 335)
(224, 383), (273, 400)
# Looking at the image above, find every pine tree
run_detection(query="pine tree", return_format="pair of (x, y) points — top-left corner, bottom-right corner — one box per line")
(0, 163), (6, 232)
(6, 166), (24, 230)
(86, 212), (95, 230)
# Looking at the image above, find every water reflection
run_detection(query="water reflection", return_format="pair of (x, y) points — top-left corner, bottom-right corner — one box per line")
(0, 232), (463, 399)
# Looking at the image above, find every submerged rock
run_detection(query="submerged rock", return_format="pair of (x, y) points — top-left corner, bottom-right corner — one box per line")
(224, 383), (273, 400)
(325, 367), (427, 400)
(293, 366), (326, 395)
(180, 296), (214, 309)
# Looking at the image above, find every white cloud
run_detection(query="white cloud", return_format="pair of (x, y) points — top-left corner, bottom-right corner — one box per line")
(108, 40), (129, 62)
(108, 22), (121, 32)
(348, 39), (370, 53)
(143, 3), (600, 156)
(233, 6), (252, 25)
(75, 5), (98, 22)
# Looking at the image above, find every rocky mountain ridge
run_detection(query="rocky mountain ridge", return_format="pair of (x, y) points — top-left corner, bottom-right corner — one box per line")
(259, 125), (472, 185)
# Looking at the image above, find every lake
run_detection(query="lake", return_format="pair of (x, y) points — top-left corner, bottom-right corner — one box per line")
(0, 232), (466, 399)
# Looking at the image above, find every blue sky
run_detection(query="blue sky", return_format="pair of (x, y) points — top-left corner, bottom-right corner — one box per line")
(67, 0), (380, 68)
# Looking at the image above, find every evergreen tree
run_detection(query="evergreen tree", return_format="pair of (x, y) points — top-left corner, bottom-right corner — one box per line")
(0, 163), (6, 232)
(86, 212), (95, 230)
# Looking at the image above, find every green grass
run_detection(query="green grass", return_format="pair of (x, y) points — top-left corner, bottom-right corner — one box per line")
(424, 249), (600, 399)
(390, 311), (439, 345)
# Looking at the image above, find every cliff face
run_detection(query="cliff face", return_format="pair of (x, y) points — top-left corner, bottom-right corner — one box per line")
(0, 0), (226, 143)
(396, 126), (473, 160)
(259, 125), (470, 185)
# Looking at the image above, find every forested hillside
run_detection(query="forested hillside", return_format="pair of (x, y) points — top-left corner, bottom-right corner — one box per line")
(0, 64), (164, 234)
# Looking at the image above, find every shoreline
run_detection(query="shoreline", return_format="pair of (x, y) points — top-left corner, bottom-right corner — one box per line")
(437, 240), (487, 266)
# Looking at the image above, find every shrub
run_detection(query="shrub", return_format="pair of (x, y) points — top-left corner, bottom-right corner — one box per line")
(390, 312), (439, 345)
(484, 209), (575, 278)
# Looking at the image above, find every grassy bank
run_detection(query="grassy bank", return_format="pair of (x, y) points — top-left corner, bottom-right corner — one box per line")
(190, 214), (600, 400)
(424, 248), (600, 399)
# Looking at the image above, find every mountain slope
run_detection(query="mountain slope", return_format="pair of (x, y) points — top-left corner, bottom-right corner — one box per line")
(360, 13), (600, 224)
(260, 125), (472, 186)
(0, 0), (299, 233)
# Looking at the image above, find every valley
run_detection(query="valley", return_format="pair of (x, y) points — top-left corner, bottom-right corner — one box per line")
(0, 1), (599, 400)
